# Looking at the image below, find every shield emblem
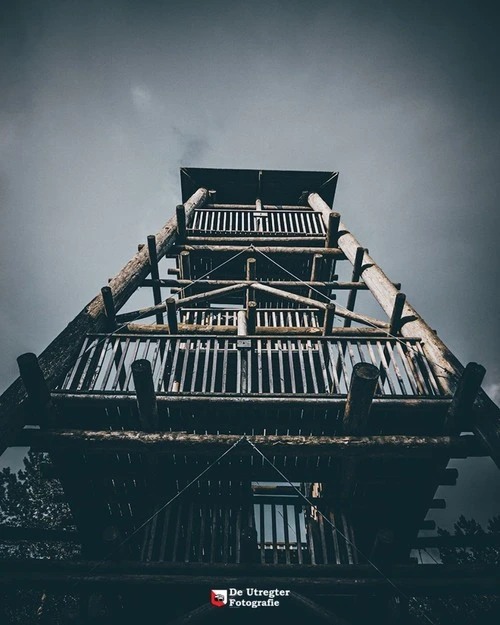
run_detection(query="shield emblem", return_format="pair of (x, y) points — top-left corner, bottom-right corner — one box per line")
(211, 589), (228, 607)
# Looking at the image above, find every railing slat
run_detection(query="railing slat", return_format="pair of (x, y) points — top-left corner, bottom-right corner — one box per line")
(61, 336), (443, 398)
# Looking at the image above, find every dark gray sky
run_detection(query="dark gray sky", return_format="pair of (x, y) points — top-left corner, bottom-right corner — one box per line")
(1, 0), (499, 525)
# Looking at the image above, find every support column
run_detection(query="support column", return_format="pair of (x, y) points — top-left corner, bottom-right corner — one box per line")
(341, 363), (379, 502)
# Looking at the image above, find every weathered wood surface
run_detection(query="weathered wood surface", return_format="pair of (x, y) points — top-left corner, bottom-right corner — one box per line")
(252, 283), (389, 328)
(142, 278), (376, 289)
(444, 362), (485, 434)
(343, 363), (380, 435)
(16, 430), (481, 458)
(173, 245), (345, 256)
(0, 561), (498, 594)
(0, 188), (208, 455)
(308, 192), (500, 466)
(49, 391), (451, 409)
(121, 324), (399, 337)
(341, 363), (380, 500)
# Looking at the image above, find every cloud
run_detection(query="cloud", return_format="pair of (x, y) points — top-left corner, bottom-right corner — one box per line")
(485, 383), (500, 404)
(131, 85), (154, 113)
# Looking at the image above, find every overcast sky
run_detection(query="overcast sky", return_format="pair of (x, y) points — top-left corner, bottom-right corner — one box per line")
(1, 0), (499, 524)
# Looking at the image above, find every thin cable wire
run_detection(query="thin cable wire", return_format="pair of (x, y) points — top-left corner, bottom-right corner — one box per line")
(251, 245), (452, 380)
(67, 245), (254, 373)
(68, 435), (247, 590)
(245, 438), (437, 625)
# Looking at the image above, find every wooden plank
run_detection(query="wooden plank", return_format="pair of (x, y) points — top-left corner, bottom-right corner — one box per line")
(50, 391), (450, 409)
(174, 245), (344, 256)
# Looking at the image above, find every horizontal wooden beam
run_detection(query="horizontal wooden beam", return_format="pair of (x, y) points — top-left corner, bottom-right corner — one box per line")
(141, 278), (381, 290)
(48, 391), (451, 410)
(0, 561), (498, 595)
(172, 245), (345, 257)
(123, 323), (393, 337)
(15, 430), (483, 458)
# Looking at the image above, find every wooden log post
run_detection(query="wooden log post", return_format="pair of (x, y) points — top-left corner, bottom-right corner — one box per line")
(131, 358), (160, 511)
(179, 250), (191, 281)
(0, 188), (208, 456)
(237, 311), (247, 336)
(308, 253), (324, 299)
(131, 360), (159, 432)
(166, 298), (178, 335)
(326, 212), (340, 248)
(147, 235), (163, 324)
(344, 246), (365, 328)
(246, 257), (256, 306)
(100, 286), (116, 330)
(343, 363), (380, 435)
(176, 204), (187, 243)
(17, 353), (53, 428)
(444, 362), (486, 434)
(308, 191), (500, 468)
(247, 301), (257, 335)
(323, 303), (336, 336)
(341, 363), (380, 503)
(389, 292), (406, 335)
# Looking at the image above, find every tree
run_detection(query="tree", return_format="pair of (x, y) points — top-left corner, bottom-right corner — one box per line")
(410, 515), (500, 624)
(0, 450), (81, 624)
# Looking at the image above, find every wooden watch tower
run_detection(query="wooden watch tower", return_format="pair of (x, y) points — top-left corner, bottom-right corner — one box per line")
(1, 167), (499, 624)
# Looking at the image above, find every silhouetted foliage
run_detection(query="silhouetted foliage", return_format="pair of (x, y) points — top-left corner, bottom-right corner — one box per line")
(0, 450), (80, 624)
(411, 515), (500, 624)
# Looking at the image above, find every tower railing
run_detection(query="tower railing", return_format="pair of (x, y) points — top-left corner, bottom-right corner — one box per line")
(189, 207), (326, 236)
(61, 334), (442, 397)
